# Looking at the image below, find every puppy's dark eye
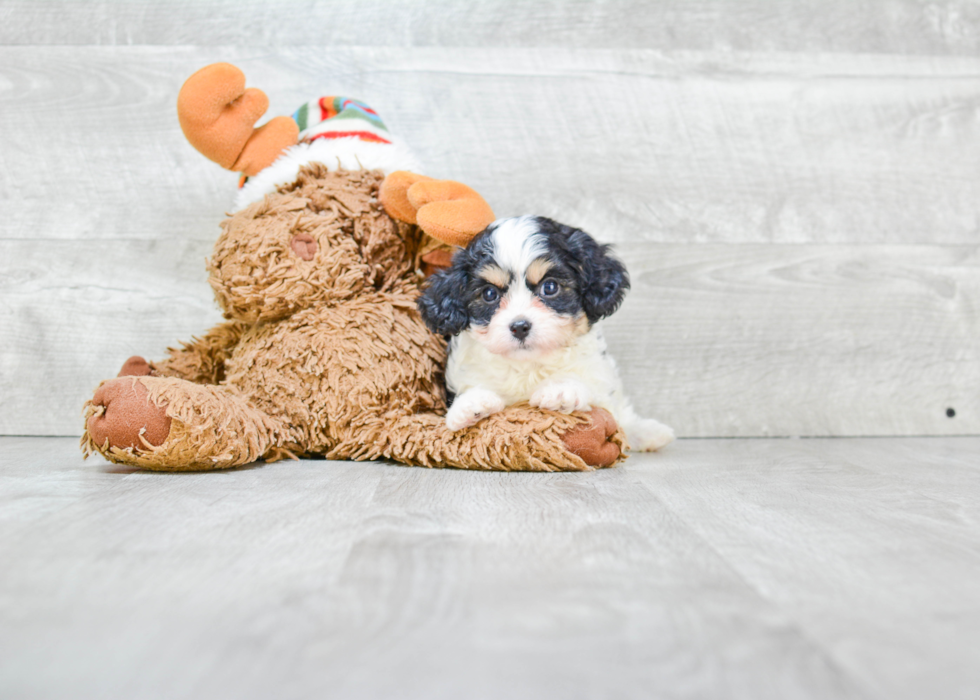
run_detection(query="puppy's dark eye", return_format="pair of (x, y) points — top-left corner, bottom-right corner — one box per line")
(481, 286), (499, 303)
(540, 279), (560, 297)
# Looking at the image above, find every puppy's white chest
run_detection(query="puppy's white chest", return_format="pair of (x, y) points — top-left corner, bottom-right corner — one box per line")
(446, 328), (614, 405)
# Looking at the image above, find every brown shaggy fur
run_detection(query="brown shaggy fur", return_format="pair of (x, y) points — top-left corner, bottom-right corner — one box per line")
(81, 167), (626, 471)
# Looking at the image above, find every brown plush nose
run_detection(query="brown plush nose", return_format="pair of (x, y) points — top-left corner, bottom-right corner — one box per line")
(290, 233), (317, 261)
(510, 319), (531, 340)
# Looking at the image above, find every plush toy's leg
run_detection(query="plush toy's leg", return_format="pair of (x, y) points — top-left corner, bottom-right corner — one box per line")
(151, 321), (250, 384)
(113, 321), (249, 384)
(335, 404), (625, 471)
(82, 376), (291, 471)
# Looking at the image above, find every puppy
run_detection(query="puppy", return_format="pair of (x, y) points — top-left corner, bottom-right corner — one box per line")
(417, 215), (674, 451)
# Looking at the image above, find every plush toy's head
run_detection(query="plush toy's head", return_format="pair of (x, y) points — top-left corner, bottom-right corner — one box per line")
(209, 166), (413, 324)
(179, 62), (498, 319)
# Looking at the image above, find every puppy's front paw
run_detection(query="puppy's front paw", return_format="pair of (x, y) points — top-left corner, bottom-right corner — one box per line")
(445, 388), (506, 431)
(530, 379), (592, 414)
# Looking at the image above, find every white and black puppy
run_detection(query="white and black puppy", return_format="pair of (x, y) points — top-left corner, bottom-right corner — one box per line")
(418, 215), (674, 451)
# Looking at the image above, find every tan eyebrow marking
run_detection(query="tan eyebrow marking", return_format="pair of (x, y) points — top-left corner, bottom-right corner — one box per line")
(477, 264), (511, 288)
(526, 258), (553, 286)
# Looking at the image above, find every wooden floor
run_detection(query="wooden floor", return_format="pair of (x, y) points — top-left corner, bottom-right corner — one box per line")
(1, 437), (978, 699)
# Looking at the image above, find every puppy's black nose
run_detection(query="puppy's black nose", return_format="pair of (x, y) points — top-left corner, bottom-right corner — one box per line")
(510, 319), (532, 340)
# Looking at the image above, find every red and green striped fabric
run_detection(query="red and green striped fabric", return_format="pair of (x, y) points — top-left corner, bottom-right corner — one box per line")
(292, 96), (391, 145)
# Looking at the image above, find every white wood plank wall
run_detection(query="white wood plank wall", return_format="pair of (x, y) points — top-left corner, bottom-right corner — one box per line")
(1, 1), (977, 437)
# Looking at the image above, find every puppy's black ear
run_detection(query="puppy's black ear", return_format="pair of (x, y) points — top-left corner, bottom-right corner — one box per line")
(567, 227), (630, 323)
(417, 266), (470, 336)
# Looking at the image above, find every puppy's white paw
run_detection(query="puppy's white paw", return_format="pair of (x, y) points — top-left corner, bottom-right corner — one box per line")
(445, 387), (506, 431)
(530, 379), (592, 414)
(628, 418), (675, 451)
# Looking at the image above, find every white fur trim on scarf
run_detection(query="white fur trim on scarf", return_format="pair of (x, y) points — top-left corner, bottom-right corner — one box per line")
(233, 135), (424, 211)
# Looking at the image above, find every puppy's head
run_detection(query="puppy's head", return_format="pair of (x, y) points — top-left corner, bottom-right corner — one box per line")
(418, 216), (629, 359)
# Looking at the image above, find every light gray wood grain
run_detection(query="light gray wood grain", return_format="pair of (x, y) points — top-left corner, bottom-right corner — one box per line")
(631, 438), (980, 700)
(2, 240), (975, 438)
(2, 436), (979, 699)
(0, 239), (223, 436)
(2, 0), (978, 54)
(607, 243), (980, 438)
(1, 48), (978, 245)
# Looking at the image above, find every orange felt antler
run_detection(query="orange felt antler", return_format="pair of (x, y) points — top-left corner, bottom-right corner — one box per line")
(380, 171), (496, 248)
(177, 63), (299, 177)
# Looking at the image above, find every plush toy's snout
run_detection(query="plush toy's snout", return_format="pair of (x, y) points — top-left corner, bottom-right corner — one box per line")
(290, 233), (317, 261)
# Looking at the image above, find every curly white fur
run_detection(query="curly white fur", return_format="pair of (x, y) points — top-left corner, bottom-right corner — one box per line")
(234, 136), (422, 211)
(446, 326), (674, 451)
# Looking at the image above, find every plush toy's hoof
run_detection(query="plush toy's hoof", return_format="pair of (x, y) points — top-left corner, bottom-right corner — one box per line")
(118, 355), (152, 377)
(561, 408), (621, 468)
(87, 377), (172, 450)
